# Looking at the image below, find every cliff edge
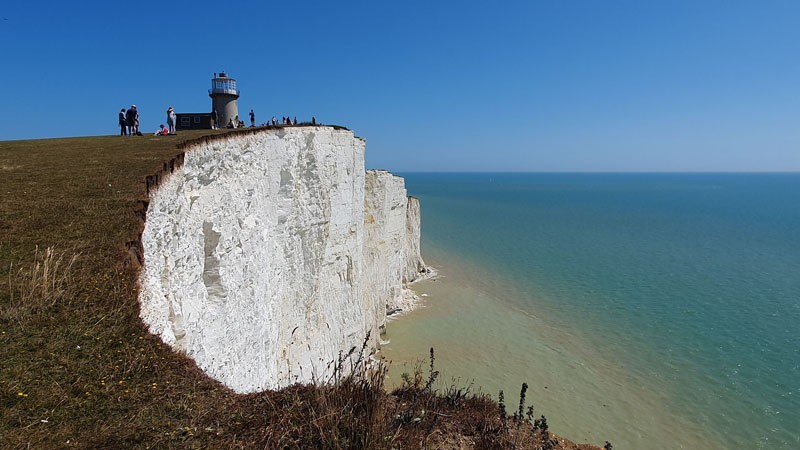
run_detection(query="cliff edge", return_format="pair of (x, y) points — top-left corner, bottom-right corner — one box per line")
(138, 127), (428, 392)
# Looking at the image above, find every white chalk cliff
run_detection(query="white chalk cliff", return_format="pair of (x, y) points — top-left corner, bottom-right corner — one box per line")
(138, 127), (428, 393)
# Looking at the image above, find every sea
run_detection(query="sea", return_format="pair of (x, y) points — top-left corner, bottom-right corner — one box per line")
(381, 173), (799, 450)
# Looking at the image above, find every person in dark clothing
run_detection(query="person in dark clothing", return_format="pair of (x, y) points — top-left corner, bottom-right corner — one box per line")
(211, 108), (218, 129)
(249, 109), (255, 127)
(119, 108), (127, 136)
(125, 106), (136, 135)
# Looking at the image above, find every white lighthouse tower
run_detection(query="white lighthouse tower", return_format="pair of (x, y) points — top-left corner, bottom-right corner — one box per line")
(209, 72), (240, 127)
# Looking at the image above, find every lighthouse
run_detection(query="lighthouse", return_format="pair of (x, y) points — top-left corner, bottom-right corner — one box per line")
(209, 72), (240, 128)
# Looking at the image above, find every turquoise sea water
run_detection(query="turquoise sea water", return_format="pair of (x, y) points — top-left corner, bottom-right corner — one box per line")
(381, 173), (800, 449)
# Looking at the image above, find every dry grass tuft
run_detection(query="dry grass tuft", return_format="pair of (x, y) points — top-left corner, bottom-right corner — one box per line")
(2, 246), (79, 321)
(251, 338), (390, 449)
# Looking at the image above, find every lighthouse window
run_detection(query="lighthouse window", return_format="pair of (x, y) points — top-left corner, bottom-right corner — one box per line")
(213, 80), (236, 92)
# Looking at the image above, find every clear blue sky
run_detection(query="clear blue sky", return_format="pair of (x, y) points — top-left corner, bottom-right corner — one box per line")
(1, 1), (798, 171)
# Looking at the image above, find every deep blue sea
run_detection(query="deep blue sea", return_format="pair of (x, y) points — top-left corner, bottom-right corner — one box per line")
(382, 173), (800, 450)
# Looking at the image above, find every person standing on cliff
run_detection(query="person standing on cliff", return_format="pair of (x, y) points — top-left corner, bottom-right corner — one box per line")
(119, 108), (127, 136)
(125, 106), (136, 135)
(249, 109), (255, 127)
(211, 108), (218, 129)
(131, 105), (140, 135)
(166, 106), (176, 134)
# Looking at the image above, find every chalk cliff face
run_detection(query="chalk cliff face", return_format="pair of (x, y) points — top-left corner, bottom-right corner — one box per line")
(363, 171), (428, 319)
(138, 127), (426, 393)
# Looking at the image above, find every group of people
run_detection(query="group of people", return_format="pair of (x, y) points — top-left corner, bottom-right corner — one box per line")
(117, 104), (177, 136)
(154, 106), (177, 136)
(151, 106), (178, 136)
(119, 104), (317, 135)
(269, 116), (301, 126)
(226, 115), (246, 129)
(224, 109), (258, 129)
(118, 105), (140, 136)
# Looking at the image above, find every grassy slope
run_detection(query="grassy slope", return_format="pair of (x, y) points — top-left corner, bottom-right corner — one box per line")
(1, 132), (236, 448)
(0, 131), (605, 449)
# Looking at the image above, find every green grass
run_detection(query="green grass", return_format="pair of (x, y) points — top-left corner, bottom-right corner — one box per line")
(0, 130), (604, 449)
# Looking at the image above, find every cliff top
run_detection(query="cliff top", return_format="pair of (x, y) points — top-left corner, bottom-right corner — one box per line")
(0, 130), (604, 449)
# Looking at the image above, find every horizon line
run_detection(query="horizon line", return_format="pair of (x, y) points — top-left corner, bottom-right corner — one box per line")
(387, 170), (800, 174)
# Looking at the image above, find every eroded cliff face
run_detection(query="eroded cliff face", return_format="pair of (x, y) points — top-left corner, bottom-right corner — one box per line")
(138, 127), (426, 393)
(363, 171), (429, 320)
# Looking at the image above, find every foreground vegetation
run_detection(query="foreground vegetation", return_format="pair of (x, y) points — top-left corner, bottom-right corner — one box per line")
(0, 129), (606, 449)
